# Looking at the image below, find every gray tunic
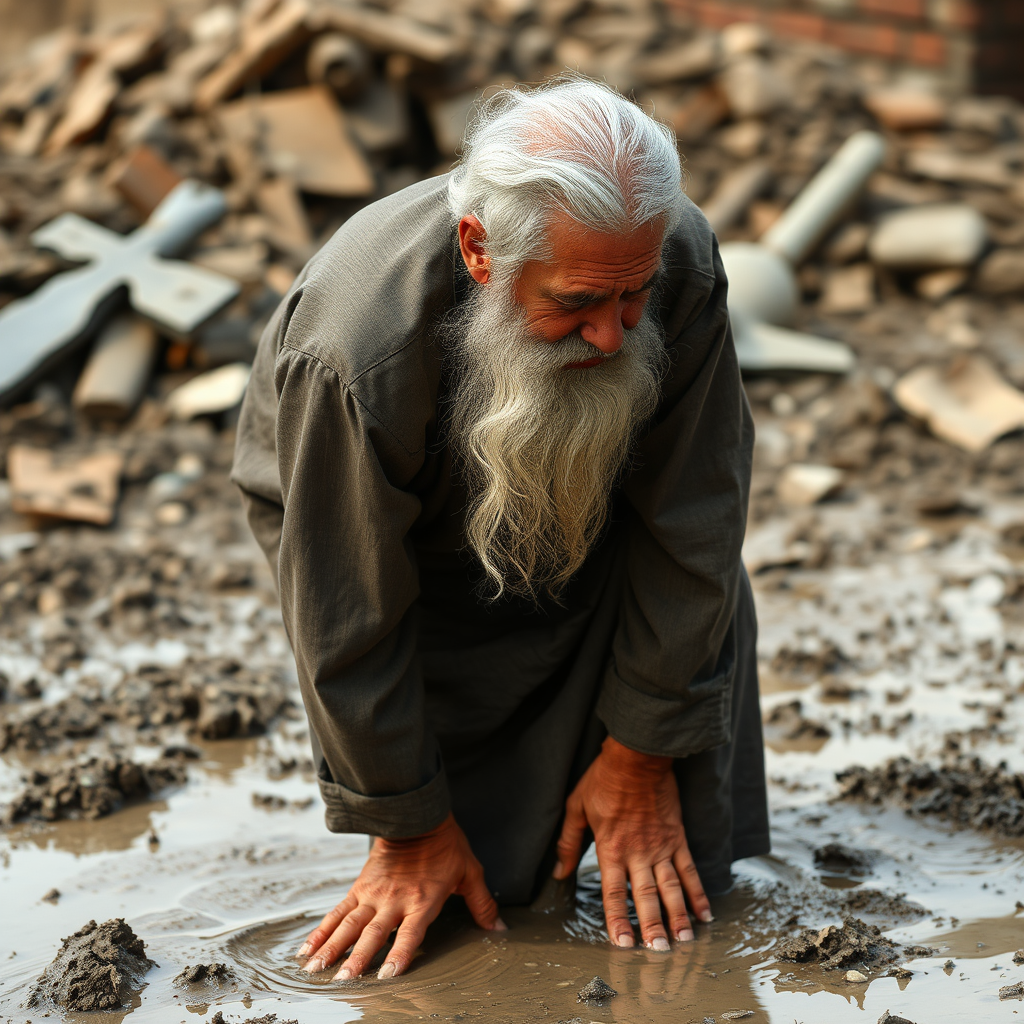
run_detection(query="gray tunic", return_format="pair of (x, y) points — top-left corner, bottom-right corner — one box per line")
(231, 174), (769, 904)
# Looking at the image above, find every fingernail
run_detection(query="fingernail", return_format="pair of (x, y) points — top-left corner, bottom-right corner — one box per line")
(676, 928), (694, 942)
(377, 962), (396, 980)
(615, 933), (634, 948)
(493, 918), (509, 932)
(298, 942), (311, 956)
(651, 936), (670, 952)
(304, 957), (324, 974)
(334, 966), (352, 982)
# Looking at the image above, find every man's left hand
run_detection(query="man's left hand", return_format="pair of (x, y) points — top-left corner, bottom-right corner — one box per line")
(552, 735), (712, 949)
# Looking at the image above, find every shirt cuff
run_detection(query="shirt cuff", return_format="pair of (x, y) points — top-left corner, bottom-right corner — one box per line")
(316, 763), (451, 838)
(595, 657), (734, 759)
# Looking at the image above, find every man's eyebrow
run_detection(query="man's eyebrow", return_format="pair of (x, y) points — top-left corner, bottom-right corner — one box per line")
(543, 269), (662, 305)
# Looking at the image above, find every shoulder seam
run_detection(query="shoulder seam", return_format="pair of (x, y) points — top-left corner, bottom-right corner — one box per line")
(277, 342), (424, 460)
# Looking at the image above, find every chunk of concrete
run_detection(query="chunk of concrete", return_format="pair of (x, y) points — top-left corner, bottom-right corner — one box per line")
(777, 464), (843, 506)
(868, 205), (988, 271)
(894, 355), (1024, 452)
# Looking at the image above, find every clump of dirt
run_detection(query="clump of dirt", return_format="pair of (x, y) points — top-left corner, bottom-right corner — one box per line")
(840, 889), (928, 922)
(764, 700), (831, 741)
(28, 918), (154, 1011)
(836, 755), (1024, 837)
(1, 659), (294, 752)
(877, 1012), (916, 1024)
(1013, 949), (1024, 965)
(577, 976), (617, 1004)
(2, 752), (187, 824)
(173, 962), (236, 986)
(775, 917), (900, 972)
(814, 843), (875, 875)
(208, 1013), (298, 1024)
(999, 981), (1024, 1000)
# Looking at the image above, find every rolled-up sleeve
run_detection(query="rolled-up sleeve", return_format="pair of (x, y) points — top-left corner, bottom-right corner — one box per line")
(271, 344), (449, 837)
(596, 228), (753, 760)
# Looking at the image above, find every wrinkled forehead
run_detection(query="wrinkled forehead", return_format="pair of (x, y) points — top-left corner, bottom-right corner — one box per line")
(532, 211), (666, 289)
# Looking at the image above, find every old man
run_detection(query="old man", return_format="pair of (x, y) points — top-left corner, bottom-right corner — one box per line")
(232, 77), (768, 983)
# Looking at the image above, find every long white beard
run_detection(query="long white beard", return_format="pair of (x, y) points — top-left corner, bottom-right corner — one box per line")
(445, 280), (668, 602)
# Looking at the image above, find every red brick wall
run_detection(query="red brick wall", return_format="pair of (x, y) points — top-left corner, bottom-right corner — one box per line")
(665, 0), (1024, 100)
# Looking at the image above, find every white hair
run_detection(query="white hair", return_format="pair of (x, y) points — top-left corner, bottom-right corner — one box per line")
(447, 77), (684, 278)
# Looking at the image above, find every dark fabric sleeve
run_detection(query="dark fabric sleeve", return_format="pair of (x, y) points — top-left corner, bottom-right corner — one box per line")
(272, 344), (450, 837)
(596, 233), (753, 760)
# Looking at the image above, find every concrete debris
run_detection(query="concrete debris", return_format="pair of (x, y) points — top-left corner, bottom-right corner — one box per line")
(8, 445), (124, 524)
(893, 355), (1024, 452)
(868, 205), (989, 271)
(165, 362), (251, 419)
(776, 463), (843, 506)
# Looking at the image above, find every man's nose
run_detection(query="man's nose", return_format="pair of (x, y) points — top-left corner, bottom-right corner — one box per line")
(579, 303), (625, 354)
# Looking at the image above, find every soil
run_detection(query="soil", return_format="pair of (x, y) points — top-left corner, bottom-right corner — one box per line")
(577, 974), (617, 1003)
(775, 916), (902, 973)
(2, 751), (188, 824)
(173, 961), (237, 985)
(836, 756), (1024, 837)
(28, 918), (154, 1011)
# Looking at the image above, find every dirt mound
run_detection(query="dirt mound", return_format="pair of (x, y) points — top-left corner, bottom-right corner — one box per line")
(836, 755), (1024, 837)
(173, 962), (236, 986)
(2, 752), (187, 824)
(29, 918), (154, 1011)
(776, 916), (900, 972)
(1, 659), (294, 752)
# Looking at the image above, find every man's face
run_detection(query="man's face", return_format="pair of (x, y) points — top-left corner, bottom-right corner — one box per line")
(448, 212), (669, 601)
(511, 213), (664, 362)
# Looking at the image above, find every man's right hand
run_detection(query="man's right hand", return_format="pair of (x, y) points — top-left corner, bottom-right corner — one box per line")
(298, 812), (506, 980)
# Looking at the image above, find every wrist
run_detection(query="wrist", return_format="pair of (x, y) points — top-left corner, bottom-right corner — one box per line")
(600, 736), (672, 777)
(375, 812), (456, 852)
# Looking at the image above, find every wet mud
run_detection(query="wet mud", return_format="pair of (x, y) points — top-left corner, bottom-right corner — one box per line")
(836, 755), (1024, 837)
(3, 386), (1024, 1023)
(28, 918), (154, 1012)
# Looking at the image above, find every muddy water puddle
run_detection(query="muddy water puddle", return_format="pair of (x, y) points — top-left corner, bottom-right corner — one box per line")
(2, 729), (1022, 1023)
(3, 434), (1024, 1022)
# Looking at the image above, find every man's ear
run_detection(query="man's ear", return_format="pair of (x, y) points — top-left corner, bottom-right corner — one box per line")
(458, 215), (490, 285)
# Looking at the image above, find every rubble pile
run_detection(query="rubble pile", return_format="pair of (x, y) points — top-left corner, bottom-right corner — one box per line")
(836, 755), (1024, 838)
(0, 0), (1019, 553)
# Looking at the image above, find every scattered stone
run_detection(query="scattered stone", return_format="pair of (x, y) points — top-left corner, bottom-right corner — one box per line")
(943, 958), (955, 973)
(28, 918), (154, 1011)
(41, 888), (60, 903)
(776, 464), (843, 506)
(863, 88), (945, 131)
(877, 1012), (915, 1024)
(886, 966), (913, 980)
(1013, 949), (1024, 964)
(976, 249), (1024, 295)
(836, 756), (1024, 837)
(577, 975), (617, 1004)
(868, 205), (988, 271)
(845, 969), (867, 982)
(721, 1013), (754, 1021)
(1000, 981), (1024, 1000)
